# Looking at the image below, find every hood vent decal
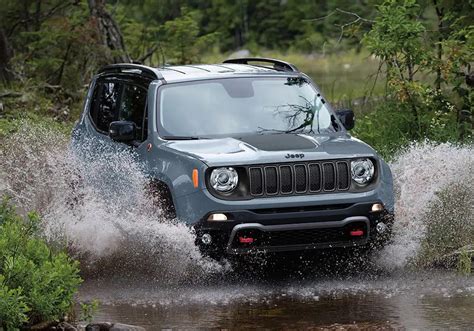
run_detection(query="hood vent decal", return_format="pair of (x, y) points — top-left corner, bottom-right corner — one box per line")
(237, 134), (317, 152)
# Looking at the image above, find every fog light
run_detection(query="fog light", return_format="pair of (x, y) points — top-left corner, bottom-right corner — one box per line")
(239, 237), (254, 244)
(350, 230), (364, 237)
(371, 203), (384, 212)
(207, 213), (228, 221)
(376, 222), (387, 234)
(201, 233), (212, 245)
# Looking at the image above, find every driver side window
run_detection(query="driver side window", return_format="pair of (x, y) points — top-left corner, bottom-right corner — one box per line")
(90, 80), (121, 132)
(89, 78), (148, 142)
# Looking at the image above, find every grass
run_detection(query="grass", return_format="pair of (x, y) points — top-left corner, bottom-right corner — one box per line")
(458, 248), (472, 275)
(0, 84), (79, 139)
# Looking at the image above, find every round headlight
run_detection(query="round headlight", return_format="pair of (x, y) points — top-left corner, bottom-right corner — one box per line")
(351, 159), (375, 185)
(210, 167), (238, 193)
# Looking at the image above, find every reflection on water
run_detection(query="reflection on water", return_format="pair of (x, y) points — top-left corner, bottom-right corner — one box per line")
(79, 271), (474, 330)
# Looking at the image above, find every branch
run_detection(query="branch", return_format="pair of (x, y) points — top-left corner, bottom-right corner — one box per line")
(7, 0), (78, 37)
(334, 8), (375, 24)
(137, 45), (159, 63)
(305, 8), (375, 43)
(367, 60), (384, 99)
(0, 91), (23, 99)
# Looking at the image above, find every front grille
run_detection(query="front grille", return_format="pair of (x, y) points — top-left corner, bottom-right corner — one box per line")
(249, 168), (263, 195)
(248, 161), (350, 197)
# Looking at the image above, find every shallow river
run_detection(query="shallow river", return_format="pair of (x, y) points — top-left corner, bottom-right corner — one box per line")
(78, 270), (474, 330)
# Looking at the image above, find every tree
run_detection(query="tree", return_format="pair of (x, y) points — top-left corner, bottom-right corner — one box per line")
(87, 0), (130, 63)
(162, 8), (217, 64)
(363, 0), (473, 140)
(363, 0), (428, 135)
(0, 27), (13, 84)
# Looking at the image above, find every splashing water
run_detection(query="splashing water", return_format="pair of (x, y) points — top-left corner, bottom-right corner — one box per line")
(1, 123), (473, 277)
(379, 142), (474, 268)
(0, 123), (227, 282)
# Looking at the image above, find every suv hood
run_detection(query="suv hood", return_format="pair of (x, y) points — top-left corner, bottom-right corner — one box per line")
(163, 133), (377, 166)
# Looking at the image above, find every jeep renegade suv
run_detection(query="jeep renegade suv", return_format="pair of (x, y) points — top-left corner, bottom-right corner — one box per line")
(72, 58), (394, 258)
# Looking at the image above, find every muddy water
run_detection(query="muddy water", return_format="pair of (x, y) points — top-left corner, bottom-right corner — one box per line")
(78, 271), (474, 329)
(1, 124), (473, 330)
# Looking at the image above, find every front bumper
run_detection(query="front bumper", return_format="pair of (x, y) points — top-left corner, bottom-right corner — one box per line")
(193, 201), (393, 255)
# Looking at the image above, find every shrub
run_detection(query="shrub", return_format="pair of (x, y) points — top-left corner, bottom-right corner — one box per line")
(0, 197), (82, 329)
(353, 96), (468, 160)
(416, 182), (474, 268)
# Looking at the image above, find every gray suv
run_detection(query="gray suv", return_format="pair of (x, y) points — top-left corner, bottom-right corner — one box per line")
(73, 58), (394, 258)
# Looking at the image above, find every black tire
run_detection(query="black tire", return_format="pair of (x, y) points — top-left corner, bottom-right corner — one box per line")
(146, 180), (177, 220)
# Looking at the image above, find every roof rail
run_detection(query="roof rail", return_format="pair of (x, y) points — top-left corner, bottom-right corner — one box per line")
(223, 57), (299, 72)
(98, 63), (163, 80)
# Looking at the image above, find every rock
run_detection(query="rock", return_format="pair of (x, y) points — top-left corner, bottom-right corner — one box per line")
(57, 322), (78, 331)
(84, 323), (144, 331)
(29, 321), (58, 330)
(110, 323), (146, 331)
(466, 71), (474, 87)
(85, 323), (113, 331)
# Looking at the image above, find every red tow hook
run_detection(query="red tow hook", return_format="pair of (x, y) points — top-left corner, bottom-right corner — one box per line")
(349, 230), (364, 237)
(239, 237), (254, 244)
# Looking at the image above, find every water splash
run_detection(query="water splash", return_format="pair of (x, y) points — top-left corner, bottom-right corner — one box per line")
(0, 122), (227, 282)
(378, 142), (474, 268)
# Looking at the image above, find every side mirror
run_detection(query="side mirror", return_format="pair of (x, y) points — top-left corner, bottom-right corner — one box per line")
(336, 109), (355, 130)
(109, 121), (137, 142)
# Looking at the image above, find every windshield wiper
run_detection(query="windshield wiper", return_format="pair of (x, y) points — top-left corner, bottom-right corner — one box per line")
(162, 136), (202, 140)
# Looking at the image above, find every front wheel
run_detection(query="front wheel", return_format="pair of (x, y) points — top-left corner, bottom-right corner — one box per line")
(145, 180), (177, 220)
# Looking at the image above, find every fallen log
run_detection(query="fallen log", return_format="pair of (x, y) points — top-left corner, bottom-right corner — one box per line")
(0, 91), (22, 98)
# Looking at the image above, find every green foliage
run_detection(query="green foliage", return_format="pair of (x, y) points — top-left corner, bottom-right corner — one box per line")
(352, 102), (414, 160)
(361, 0), (473, 145)
(0, 197), (82, 329)
(457, 248), (472, 275)
(364, 0), (426, 64)
(3, 1), (103, 90)
(353, 94), (466, 160)
(161, 8), (218, 64)
(80, 300), (100, 323)
(0, 91), (76, 140)
(0, 277), (30, 330)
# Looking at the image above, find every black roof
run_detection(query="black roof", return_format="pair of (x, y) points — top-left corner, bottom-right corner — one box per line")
(98, 58), (301, 83)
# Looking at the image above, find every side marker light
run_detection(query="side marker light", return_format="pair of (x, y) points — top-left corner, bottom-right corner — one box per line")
(192, 169), (199, 188)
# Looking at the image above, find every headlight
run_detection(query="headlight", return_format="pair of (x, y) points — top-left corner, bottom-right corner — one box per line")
(351, 159), (375, 185)
(210, 167), (238, 193)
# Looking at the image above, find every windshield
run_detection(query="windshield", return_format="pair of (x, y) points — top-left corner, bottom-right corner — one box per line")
(158, 77), (339, 139)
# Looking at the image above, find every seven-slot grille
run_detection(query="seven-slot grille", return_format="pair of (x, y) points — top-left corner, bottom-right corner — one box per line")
(248, 161), (350, 197)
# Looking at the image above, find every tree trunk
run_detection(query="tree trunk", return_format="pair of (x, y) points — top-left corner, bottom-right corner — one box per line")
(87, 0), (130, 63)
(34, 0), (42, 31)
(434, 0), (444, 90)
(0, 28), (13, 85)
